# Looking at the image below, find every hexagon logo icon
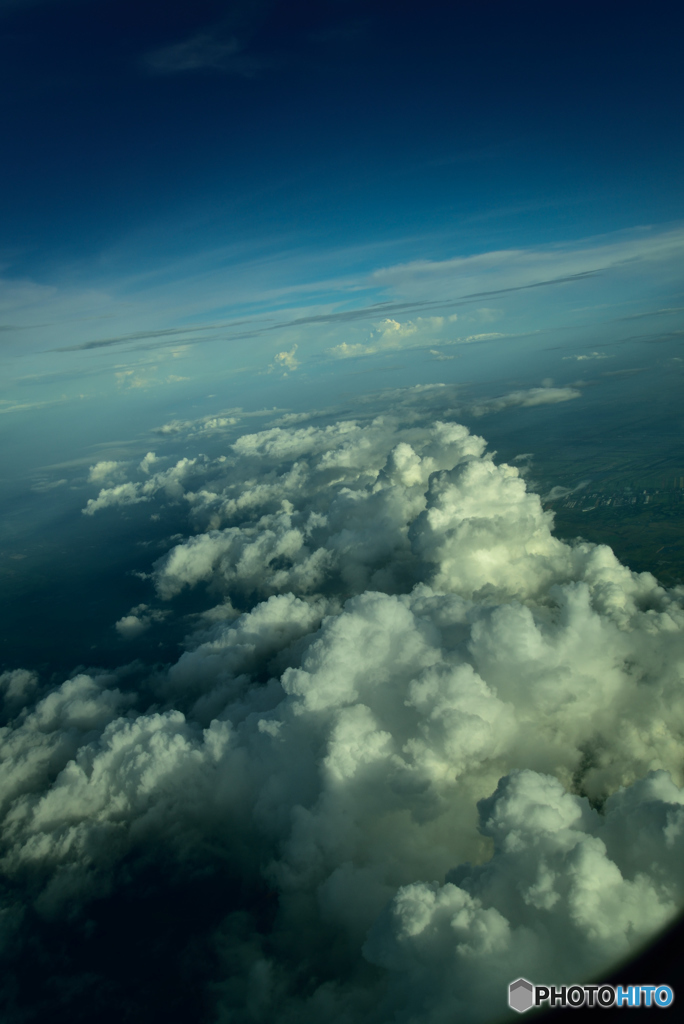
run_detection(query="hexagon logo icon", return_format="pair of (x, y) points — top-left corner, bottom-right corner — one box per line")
(508, 978), (534, 1013)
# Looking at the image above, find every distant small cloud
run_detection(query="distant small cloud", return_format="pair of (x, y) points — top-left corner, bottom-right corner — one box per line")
(460, 332), (505, 343)
(475, 307), (502, 322)
(153, 411), (242, 436)
(115, 369), (139, 388)
(115, 604), (168, 639)
(329, 316), (458, 359)
(269, 345), (300, 375)
(115, 614), (150, 639)
(563, 351), (611, 361)
(88, 460), (124, 484)
(139, 452), (159, 475)
(31, 478), (67, 493)
(267, 410), (324, 427)
(114, 366), (191, 390)
(470, 386), (581, 417)
(543, 480), (591, 502)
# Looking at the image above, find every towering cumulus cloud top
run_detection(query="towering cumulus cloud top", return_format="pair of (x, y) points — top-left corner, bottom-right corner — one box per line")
(3, 416), (684, 1021)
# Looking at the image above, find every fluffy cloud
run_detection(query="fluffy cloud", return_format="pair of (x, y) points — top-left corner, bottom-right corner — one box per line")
(364, 769), (681, 1022)
(139, 451), (159, 474)
(5, 414), (684, 1021)
(329, 316), (458, 358)
(0, 669), (38, 719)
(269, 345), (300, 374)
(82, 456), (201, 515)
(115, 603), (168, 639)
(88, 459), (124, 484)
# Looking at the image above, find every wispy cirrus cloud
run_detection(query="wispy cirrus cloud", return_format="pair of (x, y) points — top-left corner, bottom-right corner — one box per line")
(143, 33), (267, 77)
(142, 0), (277, 77)
(469, 386), (582, 416)
(3, 224), (684, 395)
(52, 319), (259, 353)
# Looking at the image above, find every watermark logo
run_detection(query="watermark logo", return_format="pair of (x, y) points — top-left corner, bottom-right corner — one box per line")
(508, 978), (674, 1012)
(509, 979), (535, 1013)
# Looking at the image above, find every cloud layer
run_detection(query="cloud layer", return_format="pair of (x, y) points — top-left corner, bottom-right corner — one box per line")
(3, 414), (684, 1021)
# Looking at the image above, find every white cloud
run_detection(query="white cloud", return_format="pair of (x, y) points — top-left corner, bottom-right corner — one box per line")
(82, 480), (150, 515)
(6, 413), (684, 1020)
(87, 460), (124, 484)
(369, 226), (684, 304)
(269, 344), (300, 374)
(543, 479), (590, 502)
(0, 669), (38, 716)
(459, 332), (505, 343)
(114, 603), (168, 639)
(82, 457), (201, 515)
(30, 477), (68, 493)
(563, 351), (611, 361)
(364, 769), (680, 1022)
(329, 316), (458, 358)
(152, 410), (243, 436)
(139, 451), (159, 474)
(469, 386), (581, 416)
(267, 410), (325, 427)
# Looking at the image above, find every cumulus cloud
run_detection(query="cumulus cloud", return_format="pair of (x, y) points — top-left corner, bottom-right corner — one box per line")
(152, 409), (245, 436)
(267, 410), (325, 427)
(0, 668), (38, 719)
(269, 344), (300, 374)
(364, 769), (681, 1022)
(115, 603), (168, 639)
(88, 459), (124, 484)
(139, 451), (159, 474)
(6, 413), (684, 1021)
(82, 456), (202, 515)
(329, 316), (458, 358)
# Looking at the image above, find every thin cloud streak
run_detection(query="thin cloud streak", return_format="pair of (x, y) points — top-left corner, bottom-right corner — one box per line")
(49, 269), (604, 357)
(51, 318), (263, 353)
(3, 223), (684, 369)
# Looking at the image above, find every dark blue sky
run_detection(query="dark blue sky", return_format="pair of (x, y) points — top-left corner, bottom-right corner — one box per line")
(2, 0), (684, 446)
(2, 0), (683, 280)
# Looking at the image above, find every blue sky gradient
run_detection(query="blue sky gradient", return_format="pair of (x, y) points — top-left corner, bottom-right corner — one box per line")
(2, 0), (683, 270)
(2, 2), (683, 419)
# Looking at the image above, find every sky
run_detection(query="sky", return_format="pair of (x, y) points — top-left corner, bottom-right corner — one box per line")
(2, 0), (684, 458)
(1, 2), (684, 1023)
